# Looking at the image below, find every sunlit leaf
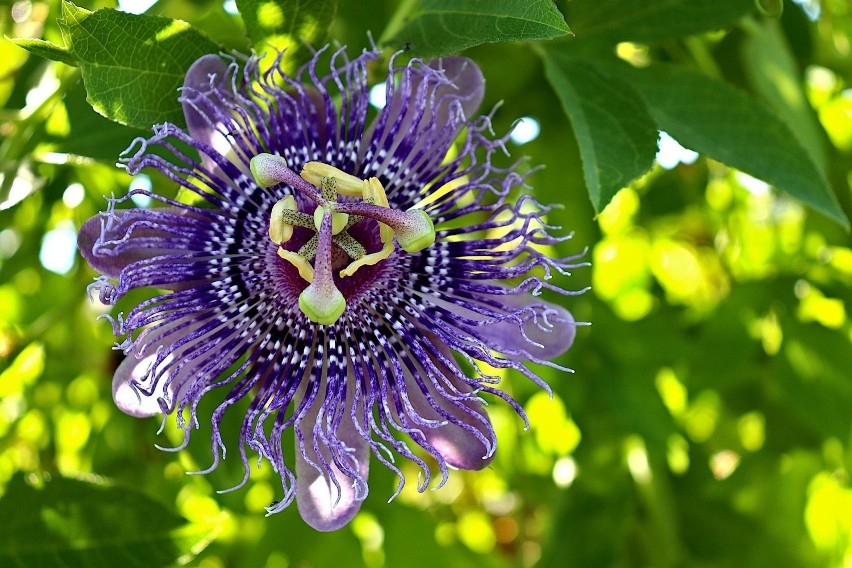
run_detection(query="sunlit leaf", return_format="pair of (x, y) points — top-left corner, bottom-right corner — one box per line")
(0, 473), (222, 567)
(46, 1), (220, 128)
(10, 38), (77, 67)
(235, 0), (336, 60)
(741, 19), (827, 172)
(613, 61), (848, 226)
(387, 0), (570, 56)
(565, 0), (754, 43)
(543, 52), (657, 211)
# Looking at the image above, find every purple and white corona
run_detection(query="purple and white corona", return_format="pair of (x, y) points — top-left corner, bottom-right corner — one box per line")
(78, 46), (586, 531)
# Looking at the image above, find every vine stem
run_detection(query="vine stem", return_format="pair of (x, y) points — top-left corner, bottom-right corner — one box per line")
(378, 0), (420, 46)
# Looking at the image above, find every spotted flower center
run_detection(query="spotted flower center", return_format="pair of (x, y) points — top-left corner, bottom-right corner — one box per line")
(249, 154), (436, 325)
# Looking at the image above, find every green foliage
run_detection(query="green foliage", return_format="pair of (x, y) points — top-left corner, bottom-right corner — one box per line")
(613, 61), (846, 225)
(543, 53), (658, 211)
(0, 473), (220, 566)
(741, 18), (827, 171)
(385, 0), (570, 55)
(566, 0), (754, 43)
(11, 37), (77, 66)
(15, 1), (221, 128)
(756, 0), (784, 18)
(549, 0), (848, 220)
(2, 0), (852, 567)
(235, 0), (336, 63)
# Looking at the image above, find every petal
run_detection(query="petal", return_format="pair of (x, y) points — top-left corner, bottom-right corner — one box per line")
(77, 213), (120, 279)
(360, 57), (485, 180)
(479, 293), (577, 361)
(78, 208), (202, 289)
(295, 382), (370, 532)
(179, 54), (255, 178)
(427, 56), (485, 121)
(404, 337), (494, 471)
(112, 350), (176, 418)
(181, 55), (229, 152)
(442, 290), (577, 361)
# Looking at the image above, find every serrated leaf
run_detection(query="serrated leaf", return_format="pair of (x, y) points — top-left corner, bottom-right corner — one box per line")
(56, 0), (220, 128)
(565, 0), (754, 43)
(543, 53), (658, 212)
(388, 0), (570, 56)
(741, 19), (827, 172)
(0, 473), (222, 567)
(616, 61), (848, 226)
(236, 0), (336, 60)
(10, 37), (78, 67)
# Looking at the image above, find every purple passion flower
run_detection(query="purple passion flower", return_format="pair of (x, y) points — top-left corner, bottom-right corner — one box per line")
(78, 47), (586, 531)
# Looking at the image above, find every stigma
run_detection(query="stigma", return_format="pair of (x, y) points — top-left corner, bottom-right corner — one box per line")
(253, 155), (437, 325)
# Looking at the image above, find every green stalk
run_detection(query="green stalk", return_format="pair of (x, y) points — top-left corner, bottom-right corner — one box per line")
(378, 0), (420, 46)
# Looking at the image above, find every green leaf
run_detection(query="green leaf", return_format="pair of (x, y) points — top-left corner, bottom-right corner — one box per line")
(388, 0), (570, 56)
(47, 80), (139, 161)
(741, 19), (827, 173)
(10, 38), (78, 67)
(235, 0), (337, 60)
(56, 1), (220, 128)
(616, 61), (848, 226)
(543, 52), (658, 212)
(565, 0), (754, 43)
(0, 472), (222, 567)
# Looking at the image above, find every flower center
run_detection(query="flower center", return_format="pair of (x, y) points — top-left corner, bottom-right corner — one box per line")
(249, 154), (436, 325)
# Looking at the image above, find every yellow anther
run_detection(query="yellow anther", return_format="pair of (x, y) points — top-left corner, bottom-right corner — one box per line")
(269, 196), (298, 244)
(364, 178), (394, 244)
(340, 242), (395, 278)
(301, 162), (366, 197)
(313, 206), (349, 235)
(278, 248), (315, 282)
(364, 177), (389, 207)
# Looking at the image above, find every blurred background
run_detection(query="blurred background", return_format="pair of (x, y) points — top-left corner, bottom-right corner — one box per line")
(1, 0), (852, 566)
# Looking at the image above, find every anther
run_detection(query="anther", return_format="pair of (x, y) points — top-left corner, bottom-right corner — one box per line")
(278, 249), (315, 282)
(275, 161), (438, 291)
(269, 196), (298, 244)
(338, 178), (395, 277)
(301, 162), (366, 197)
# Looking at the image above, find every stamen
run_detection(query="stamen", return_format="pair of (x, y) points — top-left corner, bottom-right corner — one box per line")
(298, 235), (318, 261)
(340, 243), (394, 278)
(320, 177), (338, 201)
(334, 201), (436, 253)
(273, 161), (438, 290)
(338, 178), (396, 277)
(269, 196), (303, 244)
(333, 232), (366, 260)
(364, 178), (394, 244)
(278, 248), (315, 282)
